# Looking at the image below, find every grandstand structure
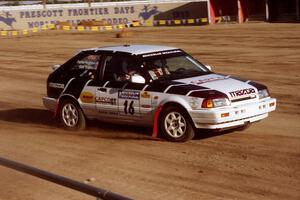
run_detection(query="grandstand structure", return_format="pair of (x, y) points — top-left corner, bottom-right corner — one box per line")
(210, 0), (300, 23)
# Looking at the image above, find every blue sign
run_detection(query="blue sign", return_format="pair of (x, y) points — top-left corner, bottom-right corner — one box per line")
(0, 11), (16, 29)
(138, 5), (160, 21)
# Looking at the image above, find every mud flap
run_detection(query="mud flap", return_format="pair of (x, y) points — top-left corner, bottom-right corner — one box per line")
(152, 105), (163, 138)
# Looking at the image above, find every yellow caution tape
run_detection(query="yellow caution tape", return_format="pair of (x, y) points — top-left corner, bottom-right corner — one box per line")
(48, 24), (55, 29)
(91, 26), (98, 31)
(117, 24), (124, 29)
(187, 19), (195, 24)
(42, 25), (48, 31)
(1, 31), (8, 36)
(144, 20), (153, 26)
(132, 22), (140, 27)
(1, 19), (210, 39)
(159, 20), (166, 25)
(63, 26), (70, 31)
(22, 30), (28, 35)
(201, 18), (208, 23)
(104, 26), (112, 31)
(12, 31), (18, 36)
(174, 20), (181, 25)
(32, 27), (39, 33)
(77, 26), (85, 31)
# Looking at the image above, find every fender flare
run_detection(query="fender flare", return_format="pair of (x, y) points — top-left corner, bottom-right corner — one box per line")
(53, 94), (79, 119)
(152, 97), (194, 138)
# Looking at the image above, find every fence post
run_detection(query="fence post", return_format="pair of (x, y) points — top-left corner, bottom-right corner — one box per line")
(0, 156), (133, 200)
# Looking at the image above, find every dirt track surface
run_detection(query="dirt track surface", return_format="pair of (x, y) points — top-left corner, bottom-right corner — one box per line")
(0, 23), (299, 200)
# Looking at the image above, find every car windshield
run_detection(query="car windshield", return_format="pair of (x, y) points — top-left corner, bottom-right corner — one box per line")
(141, 52), (210, 81)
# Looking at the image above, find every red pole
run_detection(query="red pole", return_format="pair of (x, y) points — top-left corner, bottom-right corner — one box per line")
(209, 0), (216, 24)
(238, 0), (244, 23)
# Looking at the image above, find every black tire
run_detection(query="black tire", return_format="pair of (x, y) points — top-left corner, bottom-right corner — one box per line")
(59, 99), (86, 130)
(159, 106), (195, 142)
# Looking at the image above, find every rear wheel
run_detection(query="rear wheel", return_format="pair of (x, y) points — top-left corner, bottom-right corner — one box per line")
(60, 100), (86, 130)
(159, 106), (194, 142)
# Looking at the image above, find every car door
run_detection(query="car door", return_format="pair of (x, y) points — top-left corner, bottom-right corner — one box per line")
(97, 53), (150, 122)
(70, 52), (102, 118)
(116, 55), (151, 121)
(93, 52), (154, 125)
(94, 54), (121, 119)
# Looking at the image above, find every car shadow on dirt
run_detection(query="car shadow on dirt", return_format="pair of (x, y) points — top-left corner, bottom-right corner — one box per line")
(0, 108), (157, 140)
(194, 129), (237, 140)
(86, 119), (158, 140)
(0, 108), (55, 126)
(0, 108), (237, 141)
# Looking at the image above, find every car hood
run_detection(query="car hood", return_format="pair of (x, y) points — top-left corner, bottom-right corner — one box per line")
(175, 73), (258, 101)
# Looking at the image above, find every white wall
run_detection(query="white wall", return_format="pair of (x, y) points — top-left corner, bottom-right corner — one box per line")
(0, 0), (207, 30)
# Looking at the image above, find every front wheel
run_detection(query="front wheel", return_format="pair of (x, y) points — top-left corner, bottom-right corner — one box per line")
(59, 100), (86, 130)
(159, 106), (195, 142)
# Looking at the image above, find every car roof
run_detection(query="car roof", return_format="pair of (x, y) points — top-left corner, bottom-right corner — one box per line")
(84, 44), (179, 55)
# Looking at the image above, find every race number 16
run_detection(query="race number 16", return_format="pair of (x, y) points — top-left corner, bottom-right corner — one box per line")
(124, 100), (134, 115)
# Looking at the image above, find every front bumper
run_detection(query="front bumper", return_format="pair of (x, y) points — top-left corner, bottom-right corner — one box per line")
(189, 97), (276, 129)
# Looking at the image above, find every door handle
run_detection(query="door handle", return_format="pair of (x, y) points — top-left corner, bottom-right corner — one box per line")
(98, 88), (107, 92)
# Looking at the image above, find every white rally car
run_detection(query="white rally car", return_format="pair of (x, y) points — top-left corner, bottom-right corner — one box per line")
(43, 45), (276, 142)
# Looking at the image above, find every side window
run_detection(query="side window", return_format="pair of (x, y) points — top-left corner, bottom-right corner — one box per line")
(144, 58), (170, 81)
(70, 54), (101, 78)
(103, 55), (139, 82)
(102, 56), (115, 81)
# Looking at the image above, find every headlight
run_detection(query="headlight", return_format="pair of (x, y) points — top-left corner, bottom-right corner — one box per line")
(202, 98), (230, 108)
(213, 98), (230, 107)
(258, 89), (269, 99)
(189, 97), (200, 109)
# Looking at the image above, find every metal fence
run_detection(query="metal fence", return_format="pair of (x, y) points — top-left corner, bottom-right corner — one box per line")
(0, 156), (133, 200)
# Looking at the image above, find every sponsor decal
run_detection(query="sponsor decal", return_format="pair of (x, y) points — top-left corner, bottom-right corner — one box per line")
(98, 110), (118, 115)
(229, 88), (256, 98)
(141, 91), (151, 98)
(141, 104), (151, 108)
(49, 82), (64, 89)
(80, 92), (94, 103)
(191, 76), (227, 85)
(96, 97), (116, 105)
(118, 91), (140, 100)
(75, 54), (101, 70)
(152, 96), (159, 106)
(142, 50), (181, 58)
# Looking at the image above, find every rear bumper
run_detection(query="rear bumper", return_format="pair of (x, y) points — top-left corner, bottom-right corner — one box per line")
(42, 96), (57, 112)
(189, 97), (276, 129)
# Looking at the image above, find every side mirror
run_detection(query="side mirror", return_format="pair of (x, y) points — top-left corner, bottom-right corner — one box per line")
(52, 64), (61, 71)
(205, 65), (212, 71)
(131, 74), (145, 84)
